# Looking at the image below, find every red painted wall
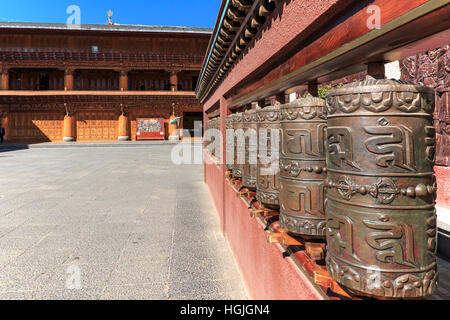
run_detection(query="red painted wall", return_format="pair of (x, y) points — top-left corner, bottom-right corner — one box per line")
(204, 153), (324, 300)
(204, 153), (225, 232)
(436, 166), (450, 209)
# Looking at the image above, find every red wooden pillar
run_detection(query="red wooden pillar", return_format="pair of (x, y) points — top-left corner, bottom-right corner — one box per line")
(120, 70), (129, 91)
(1, 67), (9, 91)
(219, 96), (228, 235)
(203, 111), (210, 184)
(118, 106), (130, 141)
(63, 105), (75, 142)
(64, 69), (74, 91)
(170, 71), (179, 91)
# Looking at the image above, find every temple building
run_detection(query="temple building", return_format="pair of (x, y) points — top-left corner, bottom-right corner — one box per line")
(0, 22), (211, 142)
(198, 0), (449, 300)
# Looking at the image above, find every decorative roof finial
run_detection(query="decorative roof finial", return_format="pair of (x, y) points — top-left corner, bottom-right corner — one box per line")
(107, 10), (114, 25)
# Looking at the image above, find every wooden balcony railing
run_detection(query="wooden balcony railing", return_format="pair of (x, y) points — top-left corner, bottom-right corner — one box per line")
(0, 50), (205, 65)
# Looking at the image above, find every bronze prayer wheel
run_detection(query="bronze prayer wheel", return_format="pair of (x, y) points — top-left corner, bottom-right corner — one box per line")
(215, 117), (221, 159)
(205, 118), (212, 155)
(232, 112), (243, 178)
(226, 114), (234, 172)
(210, 117), (219, 158)
(216, 117), (222, 159)
(209, 118), (215, 157)
(242, 109), (258, 190)
(279, 97), (327, 237)
(325, 77), (438, 298)
(256, 105), (281, 208)
(204, 119), (209, 150)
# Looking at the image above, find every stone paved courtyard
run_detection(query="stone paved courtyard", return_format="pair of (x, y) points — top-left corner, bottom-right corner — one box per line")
(0, 143), (247, 300)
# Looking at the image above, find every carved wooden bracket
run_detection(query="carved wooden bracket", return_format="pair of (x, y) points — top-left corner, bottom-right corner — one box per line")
(166, 69), (181, 75)
(64, 103), (74, 116)
(119, 104), (129, 116)
(0, 64), (9, 75)
(119, 69), (130, 77)
(313, 270), (353, 299)
(64, 68), (76, 76)
(266, 232), (302, 246)
(250, 209), (278, 218)
(305, 242), (326, 261)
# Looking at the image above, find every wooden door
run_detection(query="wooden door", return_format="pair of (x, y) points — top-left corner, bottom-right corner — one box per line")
(77, 110), (118, 141)
(9, 112), (63, 142)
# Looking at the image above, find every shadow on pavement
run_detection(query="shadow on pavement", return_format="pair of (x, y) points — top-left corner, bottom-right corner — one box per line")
(0, 143), (30, 153)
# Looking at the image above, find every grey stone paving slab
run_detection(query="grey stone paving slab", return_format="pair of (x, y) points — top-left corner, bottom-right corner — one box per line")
(39, 263), (115, 292)
(101, 283), (167, 300)
(169, 258), (240, 284)
(171, 241), (234, 262)
(108, 260), (170, 286)
(168, 279), (247, 300)
(0, 235), (44, 252)
(5, 224), (58, 239)
(28, 235), (79, 251)
(8, 247), (73, 269)
(0, 250), (24, 269)
(0, 265), (49, 292)
(173, 291), (248, 301)
(0, 145), (247, 300)
(32, 289), (103, 300)
(68, 244), (124, 266)
(172, 229), (221, 244)
(120, 240), (172, 263)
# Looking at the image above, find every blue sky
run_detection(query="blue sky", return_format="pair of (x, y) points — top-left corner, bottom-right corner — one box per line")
(0, 0), (221, 28)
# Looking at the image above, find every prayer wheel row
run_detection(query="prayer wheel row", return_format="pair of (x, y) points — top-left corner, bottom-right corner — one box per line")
(242, 109), (258, 190)
(226, 114), (234, 172)
(325, 78), (437, 298)
(279, 97), (328, 237)
(256, 105), (281, 208)
(204, 118), (211, 153)
(205, 117), (220, 158)
(224, 77), (437, 298)
(231, 112), (243, 178)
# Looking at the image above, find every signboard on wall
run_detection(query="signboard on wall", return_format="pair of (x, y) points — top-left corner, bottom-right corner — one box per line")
(136, 118), (166, 140)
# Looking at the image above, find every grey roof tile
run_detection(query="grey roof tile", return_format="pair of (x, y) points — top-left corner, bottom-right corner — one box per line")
(0, 22), (213, 34)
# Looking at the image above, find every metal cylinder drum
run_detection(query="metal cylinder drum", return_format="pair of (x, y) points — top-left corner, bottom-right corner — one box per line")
(205, 119), (212, 155)
(279, 97), (327, 237)
(226, 114), (234, 172)
(256, 105), (281, 208)
(232, 112), (243, 178)
(215, 117), (221, 159)
(242, 109), (258, 190)
(208, 118), (218, 158)
(325, 78), (437, 298)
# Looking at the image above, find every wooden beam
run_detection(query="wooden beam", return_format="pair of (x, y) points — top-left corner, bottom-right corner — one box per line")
(227, 1), (449, 107)
(367, 61), (386, 79)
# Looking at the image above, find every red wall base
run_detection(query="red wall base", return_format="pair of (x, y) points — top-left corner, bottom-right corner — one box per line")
(436, 166), (450, 209)
(204, 153), (324, 300)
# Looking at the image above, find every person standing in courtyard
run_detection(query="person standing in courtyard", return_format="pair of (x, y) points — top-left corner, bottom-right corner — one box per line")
(0, 125), (5, 143)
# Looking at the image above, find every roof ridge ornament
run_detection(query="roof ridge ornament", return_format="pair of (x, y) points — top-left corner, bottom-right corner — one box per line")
(107, 10), (114, 25)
